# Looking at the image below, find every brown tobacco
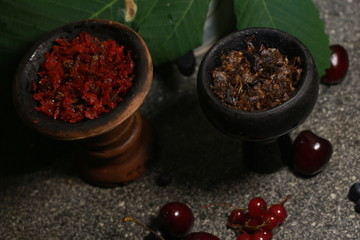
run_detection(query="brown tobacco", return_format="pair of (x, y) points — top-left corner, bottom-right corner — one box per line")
(211, 36), (302, 111)
(32, 32), (135, 123)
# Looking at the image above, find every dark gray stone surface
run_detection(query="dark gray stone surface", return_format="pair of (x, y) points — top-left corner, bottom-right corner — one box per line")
(1, 0), (360, 239)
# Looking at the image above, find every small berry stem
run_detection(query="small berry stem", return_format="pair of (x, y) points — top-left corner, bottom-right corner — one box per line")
(226, 222), (244, 231)
(202, 203), (245, 209)
(226, 221), (265, 232)
(277, 195), (292, 206)
(122, 217), (166, 240)
(244, 219), (266, 230)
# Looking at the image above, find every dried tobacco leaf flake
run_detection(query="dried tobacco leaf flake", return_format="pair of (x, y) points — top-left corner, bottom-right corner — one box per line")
(211, 36), (302, 112)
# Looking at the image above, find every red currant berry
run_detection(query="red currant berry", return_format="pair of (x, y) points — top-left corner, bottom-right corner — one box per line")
(251, 230), (272, 240)
(236, 232), (252, 240)
(248, 197), (267, 218)
(244, 216), (262, 233)
(261, 212), (279, 231)
(229, 209), (246, 224)
(292, 130), (333, 176)
(322, 44), (349, 85)
(240, 212), (251, 225)
(183, 232), (220, 240)
(260, 230), (273, 240)
(268, 204), (287, 223)
(159, 202), (194, 237)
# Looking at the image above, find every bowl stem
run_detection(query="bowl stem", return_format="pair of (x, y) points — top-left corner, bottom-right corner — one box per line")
(75, 111), (155, 187)
(242, 134), (292, 173)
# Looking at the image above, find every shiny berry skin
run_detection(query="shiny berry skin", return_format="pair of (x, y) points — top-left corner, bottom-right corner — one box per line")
(268, 204), (287, 223)
(292, 130), (333, 176)
(251, 231), (272, 240)
(251, 230), (272, 240)
(183, 232), (220, 240)
(229, 209), (246, 224)
(322, 44), (349, 85)
(261, 212), (279, 231)
(244, 216), (262, 232)
(258, 230), (273, 240)
(348, 182), (360, 202)
(236, 232), (252, 240)
(159, 202), (194, 237)
(248, 197), (267, 218)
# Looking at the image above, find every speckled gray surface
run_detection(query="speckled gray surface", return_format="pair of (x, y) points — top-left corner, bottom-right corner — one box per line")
(1, 0), (360, 239)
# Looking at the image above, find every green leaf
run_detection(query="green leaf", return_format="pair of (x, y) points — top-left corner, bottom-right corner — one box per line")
(0, 0), (122, 72)
(234, 0), (330, 76)
(129, 0), (211, 65)
(0, 0), (210, 75)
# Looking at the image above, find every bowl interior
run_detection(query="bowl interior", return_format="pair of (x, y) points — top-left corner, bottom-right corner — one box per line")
(197, 28), (318, 140)
(203, 28), (309, 106)
(14, 19), (152, 140)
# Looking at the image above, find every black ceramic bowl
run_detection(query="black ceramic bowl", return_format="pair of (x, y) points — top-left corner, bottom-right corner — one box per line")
(197, 28), (318, 141)
(13, 19), (153, 140)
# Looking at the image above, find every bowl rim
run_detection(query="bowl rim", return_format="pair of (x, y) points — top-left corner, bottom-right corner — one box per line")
(198, 27), (317, 118)
(13, 19), (153, 140)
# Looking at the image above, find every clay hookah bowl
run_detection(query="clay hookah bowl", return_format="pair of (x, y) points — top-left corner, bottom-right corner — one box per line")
(13, 19), (153, 186)
(197, 28), (318, 173)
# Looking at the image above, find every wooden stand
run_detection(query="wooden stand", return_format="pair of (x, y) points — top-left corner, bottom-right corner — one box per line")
(76, 112), (154, 187)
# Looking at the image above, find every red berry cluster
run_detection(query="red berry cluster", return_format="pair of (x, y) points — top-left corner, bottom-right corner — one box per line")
(123, 197), (290, 240)
(227, 196), (290, 240)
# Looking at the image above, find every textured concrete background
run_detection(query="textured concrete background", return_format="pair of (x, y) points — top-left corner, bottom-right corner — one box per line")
(1, 0), (360, 239)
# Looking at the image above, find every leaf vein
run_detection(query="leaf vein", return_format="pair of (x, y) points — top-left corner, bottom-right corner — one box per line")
(0, 15), (48, 32)
(89, 0), (118, 19)
(260, 0), (275, 27)
(133, 0), (160, 31)
(46, 0), (94, 14)
(159, 0), (195, 51)
(1, 0), (68, 25)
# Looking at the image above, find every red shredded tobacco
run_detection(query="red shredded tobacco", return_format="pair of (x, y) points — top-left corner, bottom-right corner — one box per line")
(32, 32), (135, 123)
